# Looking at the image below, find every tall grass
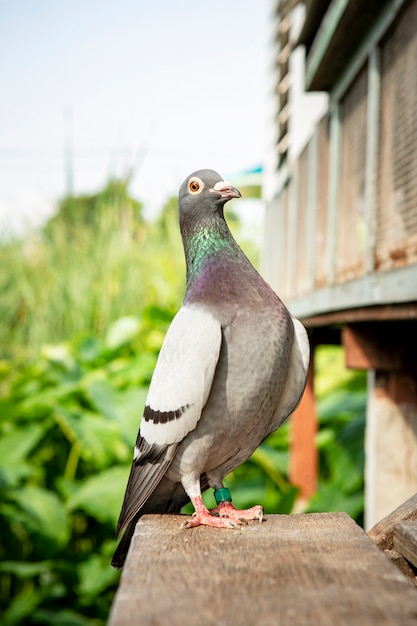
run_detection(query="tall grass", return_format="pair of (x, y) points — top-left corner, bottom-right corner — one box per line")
(0, 190), (183, 359)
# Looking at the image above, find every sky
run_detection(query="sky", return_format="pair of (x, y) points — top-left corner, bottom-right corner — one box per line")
(0, 0), (268, 235)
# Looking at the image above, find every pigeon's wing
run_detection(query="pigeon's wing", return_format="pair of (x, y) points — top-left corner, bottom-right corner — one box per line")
(115, 305), (222, 534)
(140, 305), (222, 445)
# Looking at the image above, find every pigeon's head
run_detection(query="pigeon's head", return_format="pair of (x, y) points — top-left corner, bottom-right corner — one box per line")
(179, 169), (241, 222)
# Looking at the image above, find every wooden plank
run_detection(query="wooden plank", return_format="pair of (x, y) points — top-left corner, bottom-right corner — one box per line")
(394, 521), (417, 570)
(109, 513), (417, 626)
(343, 324), (391, 370)
(301, 302), (417, 328)
(368, 492), (417, 550)
(364, 382), (417, 528)
(342, 322), (417, 371)
(383, 549), (417, 586)
(288, 270), (417, 321)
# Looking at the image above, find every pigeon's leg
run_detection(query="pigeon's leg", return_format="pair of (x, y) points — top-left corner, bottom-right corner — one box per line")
(182, 481), (240, 529)
(210, 486), (263, 523)
(183, 495), (241, 529)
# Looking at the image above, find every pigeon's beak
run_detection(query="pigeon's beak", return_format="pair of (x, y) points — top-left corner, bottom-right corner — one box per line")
(210, 180), (241, 200)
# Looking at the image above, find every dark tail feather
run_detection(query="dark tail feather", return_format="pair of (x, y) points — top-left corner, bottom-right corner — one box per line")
(111, 479), (191, 569)
(111, 518), (137, 569)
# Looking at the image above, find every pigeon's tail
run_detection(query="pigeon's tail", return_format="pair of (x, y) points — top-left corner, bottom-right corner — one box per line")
(111, 518), (137, 569)
(111, 477), (191, 569)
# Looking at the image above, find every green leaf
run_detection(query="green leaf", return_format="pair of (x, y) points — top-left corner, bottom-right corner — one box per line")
(0, 397), (19, 423)
(75, 336), (102, 363)
(2, 584), (46, 626)
(77, 553), (119, 601)
(327, 442), (363, 492)
(0, 424), (44, 487)
(0, 560), (51, 578)
(83, 378), (119, 421)
(32, 608), (99, 626)
(41, 343), (78, 373)
(108, 352), (157, 387)
(67, 466), (129, 526)
(318, 389), (367, 425)
(113, 387), (147, 441)
(84, 378), (147, 444)
(53, 405), (128, 469)
(8, 486), (70, 552)
(0, 423), (44, 465)
(331, 414), (365, 492)
(105, 316), (140, 350)
(250, 446), (289, 491)
(306, 482), (364, 519)
(273, 486), (299, 514)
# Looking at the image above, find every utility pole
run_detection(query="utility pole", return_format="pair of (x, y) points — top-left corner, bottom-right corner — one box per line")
(63, 105), (74, 198)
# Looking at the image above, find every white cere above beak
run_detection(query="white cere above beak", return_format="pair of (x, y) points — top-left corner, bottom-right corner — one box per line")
(212, 180), (232, 192)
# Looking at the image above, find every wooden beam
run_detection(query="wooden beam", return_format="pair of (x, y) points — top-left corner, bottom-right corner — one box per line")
(109, 513), (417, 626)
(300, 302), (417, 329)
(342, 322), (417, 372)
(394, 521), (417, 571)
(289, 356), (318, 499)
(368, 492), (417, 585)
(343, 324), (393, 370)
(288, 268), (417, 321)
(368, 492), (417, 551)
(382, 549), (417, 587)
(344, 321), (417, 528)
(365, 371), (417, 528)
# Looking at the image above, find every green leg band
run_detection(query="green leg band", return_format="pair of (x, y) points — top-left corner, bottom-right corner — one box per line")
(214, 487), (232, 504)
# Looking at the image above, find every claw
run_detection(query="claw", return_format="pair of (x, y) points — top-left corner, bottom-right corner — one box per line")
(183, 514), (241, 529)
(212, 501), (264, 523)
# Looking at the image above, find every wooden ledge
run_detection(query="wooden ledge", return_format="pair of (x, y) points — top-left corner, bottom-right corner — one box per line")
(368, 493), (417, 550)
(394, 521), (417, 571)
(109, 513), (417, 625)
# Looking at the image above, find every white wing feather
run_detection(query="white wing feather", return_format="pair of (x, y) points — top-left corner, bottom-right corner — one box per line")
(139, 305), (222, 446)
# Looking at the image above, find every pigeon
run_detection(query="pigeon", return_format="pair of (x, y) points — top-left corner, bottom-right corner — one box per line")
(111, 169), (309, 568)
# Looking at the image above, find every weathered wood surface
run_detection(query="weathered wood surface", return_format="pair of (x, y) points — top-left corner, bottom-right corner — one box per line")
(109, 513), (417, 626)
(368, 492), (417, 587)
(394, 521), (417, 570)
(383, 548), (417, 585)
(368, 492), (417, 551)
(289, 358), (318, 500)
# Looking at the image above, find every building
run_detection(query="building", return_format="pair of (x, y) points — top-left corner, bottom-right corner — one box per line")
(263, 0), (417, 527)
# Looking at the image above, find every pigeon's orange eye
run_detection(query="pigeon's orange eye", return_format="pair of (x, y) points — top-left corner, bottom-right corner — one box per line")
(188, 177), (204, 194)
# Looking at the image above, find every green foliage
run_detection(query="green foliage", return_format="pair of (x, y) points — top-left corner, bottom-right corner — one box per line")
(47, 178), (144, 231)
(0, 184), (182, 360)
(0, 182), (367, 624)
(237, 184), (262, 199)
(0, 317), (159, 625)
(306, 346), (367, 524)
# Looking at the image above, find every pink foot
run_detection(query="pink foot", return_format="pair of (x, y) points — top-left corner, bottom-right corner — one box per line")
(211, 501), (264, 523)
(183, 496), (241, 529)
